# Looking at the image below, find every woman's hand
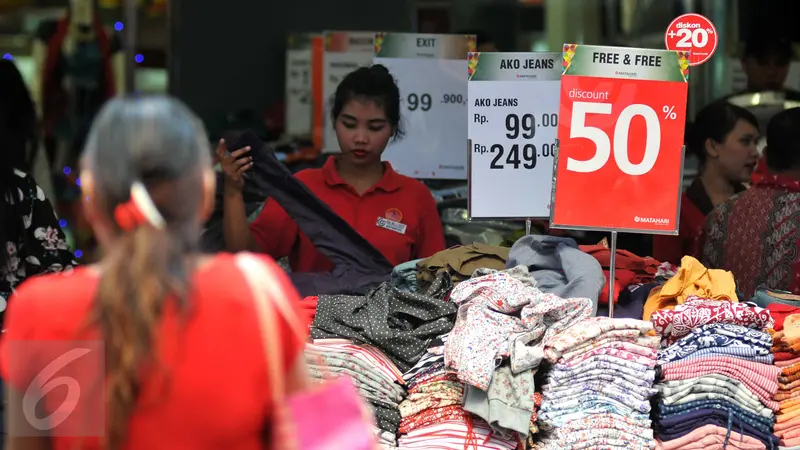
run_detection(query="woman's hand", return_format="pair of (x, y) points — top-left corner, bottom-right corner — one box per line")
(215, 139), (252, 192)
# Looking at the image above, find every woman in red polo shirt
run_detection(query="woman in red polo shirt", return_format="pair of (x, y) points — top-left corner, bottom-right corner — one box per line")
(652, 101), (759, 264)
(222, 65), (446, 272)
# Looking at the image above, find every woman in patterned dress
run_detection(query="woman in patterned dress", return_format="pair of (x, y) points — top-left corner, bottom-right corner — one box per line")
(0, 59), (77, 324)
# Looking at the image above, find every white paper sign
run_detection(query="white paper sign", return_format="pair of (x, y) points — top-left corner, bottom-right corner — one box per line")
(373, 33), (476, 179)
(468, 52), (562, 219)
(284, 34), (314, 138)
(322, 31), (375, 152)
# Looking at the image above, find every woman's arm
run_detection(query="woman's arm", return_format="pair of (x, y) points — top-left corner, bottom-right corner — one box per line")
(222, 187), (259, 252)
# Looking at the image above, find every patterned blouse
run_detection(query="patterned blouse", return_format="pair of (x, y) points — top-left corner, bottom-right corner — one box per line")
(0, 169), (77, 320)
(700, 174), (800, 299)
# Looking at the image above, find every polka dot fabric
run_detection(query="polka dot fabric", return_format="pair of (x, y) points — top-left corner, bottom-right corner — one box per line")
(311, 273), (456, 372)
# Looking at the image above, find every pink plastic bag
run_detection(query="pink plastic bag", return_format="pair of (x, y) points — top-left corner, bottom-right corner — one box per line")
(286, 376), (376, 450)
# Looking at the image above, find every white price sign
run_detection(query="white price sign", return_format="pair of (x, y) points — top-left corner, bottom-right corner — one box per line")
(374, 33), (475, 179)
(284, 33), (314, 138)
(322, 31), (375, 152)
(467, 52), (561, 219)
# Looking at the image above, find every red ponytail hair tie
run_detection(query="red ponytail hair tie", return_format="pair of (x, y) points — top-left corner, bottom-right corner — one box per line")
(113, 181), (166, 231)
(113, 200), (147, 231)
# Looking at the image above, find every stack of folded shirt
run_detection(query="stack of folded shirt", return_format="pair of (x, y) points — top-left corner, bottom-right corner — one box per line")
(305, 339), (406, 448)
(652, 320), (779, 449)
(533, 317), (660, 450)
(650, 296), (774, 347)
(397, 335), (518, 450)
(769, 312), (800, 448)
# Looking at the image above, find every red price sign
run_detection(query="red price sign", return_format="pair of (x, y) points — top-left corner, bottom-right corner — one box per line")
(550, 44), (689, 233)
(665, 13), (718, 66)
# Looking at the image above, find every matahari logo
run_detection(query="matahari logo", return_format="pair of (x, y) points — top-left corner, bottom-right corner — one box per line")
(634, 215), (670, 225)
(6, 339), (105, 437)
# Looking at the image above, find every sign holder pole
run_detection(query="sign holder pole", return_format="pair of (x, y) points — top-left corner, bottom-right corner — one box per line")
(608, 231), (618, 318)
(525, 219), (532, 236)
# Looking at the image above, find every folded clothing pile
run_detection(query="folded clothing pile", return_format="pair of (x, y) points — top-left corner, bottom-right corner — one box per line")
(768, 308), (800, 449)
(417, 243), (509, 285)
(396, 335), (518, 450)
(305, 339), (406, 447)
(533, 317), (660, 450)
(651, 299), (779, 450)
(580, 241), (661, 305)
(650, 296), (774, 348)
(443, 267), (594, 444)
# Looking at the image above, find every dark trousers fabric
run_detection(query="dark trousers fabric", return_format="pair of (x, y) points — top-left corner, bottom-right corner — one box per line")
(244, 132), (393, 296)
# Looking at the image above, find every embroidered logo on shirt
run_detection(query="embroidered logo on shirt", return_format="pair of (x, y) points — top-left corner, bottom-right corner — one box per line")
(376, 217), (407, 235)
(385, 208), (403, 222)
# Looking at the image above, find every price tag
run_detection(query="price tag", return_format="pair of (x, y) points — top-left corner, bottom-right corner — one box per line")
(374, 33), (476, 179)
(284, 33), (315, 138)
(467, 52), (561, 219)
(322, 31), (375, 152)
(550, 44), (690, 233)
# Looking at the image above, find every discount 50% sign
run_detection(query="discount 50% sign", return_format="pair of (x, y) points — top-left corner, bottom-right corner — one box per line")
(467, 52), (561, 219)
(550, 44), (690, 233)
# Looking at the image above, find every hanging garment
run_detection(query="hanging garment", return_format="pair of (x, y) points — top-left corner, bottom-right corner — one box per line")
(311, 274), (456, 372)
(505, 235), (605, 315)
(40, 15), (116, 164)
(219, 131), (394, 296)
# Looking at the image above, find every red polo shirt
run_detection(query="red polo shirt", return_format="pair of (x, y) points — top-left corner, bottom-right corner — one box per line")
(250, 157), (446, 273)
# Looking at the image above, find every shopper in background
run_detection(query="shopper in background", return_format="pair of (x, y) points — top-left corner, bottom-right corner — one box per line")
(652, 101), (759, 265)
(700, 107), (800, 298)
(738, 34), (799, 98)
(222, 65), (445, 272)
(728, 33), (799, 184)
(0, 59), (75, 322)
(2, 97), (311, 449)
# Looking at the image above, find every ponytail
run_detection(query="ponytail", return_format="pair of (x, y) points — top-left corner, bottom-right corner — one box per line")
(92, 185), (197, 450)
(79, 96), (212, 449)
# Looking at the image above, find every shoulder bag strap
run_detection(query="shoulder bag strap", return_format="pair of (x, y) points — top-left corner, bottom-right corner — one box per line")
(235, 253), (306, 403)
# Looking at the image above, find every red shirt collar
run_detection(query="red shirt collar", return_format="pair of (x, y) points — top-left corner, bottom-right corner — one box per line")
(321, 156), (403, 193)
(754, 174), (800, 192)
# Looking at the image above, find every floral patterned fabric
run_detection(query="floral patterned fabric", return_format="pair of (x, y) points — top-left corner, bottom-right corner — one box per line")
(445, 269), (593, 390)
(650, 297), (774, 346)
(657, 323), (773, 365)
(1, 170), (76, 320)
(543, 317), (655, 363)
